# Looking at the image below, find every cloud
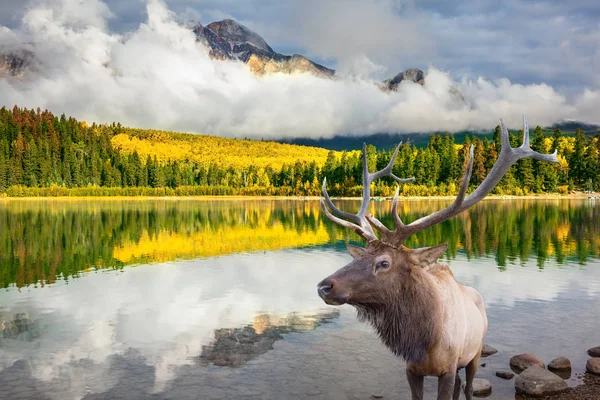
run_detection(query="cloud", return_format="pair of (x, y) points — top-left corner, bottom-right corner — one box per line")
(277, 0), (436, 77)
(0, 0), (598, 139)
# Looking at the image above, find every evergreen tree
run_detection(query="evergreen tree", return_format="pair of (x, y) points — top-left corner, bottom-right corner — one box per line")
(569, 129), (587, 186)
(0, 140), (7, 192)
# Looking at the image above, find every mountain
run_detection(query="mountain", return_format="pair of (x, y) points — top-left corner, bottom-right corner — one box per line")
(0, 17), (421, 86)
(0, 49), (33, 78)
(383, 68), (425, 90)
(281, 132), (481, 151)
(549, 120), (600, 135)
(193, 19), (427, 86)
(193, 19), (335, 78)
(282, 120), (600, 151)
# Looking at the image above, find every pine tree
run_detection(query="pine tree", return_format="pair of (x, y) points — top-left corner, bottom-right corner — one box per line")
(584, 138), (599, 191)
(0, 140), (7, 192)
(472, 138), (486, 186)
(569, 129), (587, 186)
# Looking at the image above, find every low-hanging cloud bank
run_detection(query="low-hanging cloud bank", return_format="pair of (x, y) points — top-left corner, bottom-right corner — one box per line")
(0, 0), (598, 139)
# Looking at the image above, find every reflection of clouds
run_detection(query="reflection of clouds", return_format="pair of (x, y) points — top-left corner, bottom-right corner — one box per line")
(0, 248), (599, 399)
(448, 255), (600, 308)
(0, 249), (344, 399)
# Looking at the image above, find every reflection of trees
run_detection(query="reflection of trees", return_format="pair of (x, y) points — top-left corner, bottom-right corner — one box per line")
(0, 200), (340, 288)
(198, 311), (339, 368)
(0, 199), (598, 288)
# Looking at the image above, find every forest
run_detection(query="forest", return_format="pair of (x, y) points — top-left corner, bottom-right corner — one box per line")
(0, 106), (599, 197)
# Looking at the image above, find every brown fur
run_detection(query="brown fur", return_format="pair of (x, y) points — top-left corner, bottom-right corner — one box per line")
(353, 264), (442, 364)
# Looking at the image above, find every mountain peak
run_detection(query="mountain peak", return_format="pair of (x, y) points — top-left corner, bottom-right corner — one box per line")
(195, 19), (334, 78)
(384, 68), (425, 91)
(205, 19), (273, 54)
(0, 49), (33, 78)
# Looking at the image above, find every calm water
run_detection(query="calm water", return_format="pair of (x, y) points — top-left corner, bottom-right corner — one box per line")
(0, 198), (599, 400)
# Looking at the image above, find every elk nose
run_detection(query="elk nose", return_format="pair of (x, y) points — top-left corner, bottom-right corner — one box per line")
(317, 279), (334, 296)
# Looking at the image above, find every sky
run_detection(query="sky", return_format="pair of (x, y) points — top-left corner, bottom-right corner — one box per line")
(0, 0), (599, 138)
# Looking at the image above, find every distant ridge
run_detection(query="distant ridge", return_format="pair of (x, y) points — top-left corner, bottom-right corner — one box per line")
(280, 121), (600, 151)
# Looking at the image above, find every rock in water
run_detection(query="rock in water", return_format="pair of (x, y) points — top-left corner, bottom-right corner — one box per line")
(515, 366), (568, 397)
(587, 358), (600, 375)
(496, 371), (515, 380)
(510, 353), (545, 373)
(588, 346), (600, 357)
(548, 357), (571, 371)
(481, 344), (498, 357)
(470, 379), (492, 396)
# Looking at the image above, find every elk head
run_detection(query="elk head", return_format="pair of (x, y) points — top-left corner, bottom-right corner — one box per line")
(317, 116), (560, 308)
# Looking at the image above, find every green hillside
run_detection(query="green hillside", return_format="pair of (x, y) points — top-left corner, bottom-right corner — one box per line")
(0, 106), (598, 197)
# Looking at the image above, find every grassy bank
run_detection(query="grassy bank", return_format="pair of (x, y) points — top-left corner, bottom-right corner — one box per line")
(0, 185), (593, 200)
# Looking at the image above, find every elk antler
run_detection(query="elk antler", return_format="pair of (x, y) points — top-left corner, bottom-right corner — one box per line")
(321, 142), (415, 242)
(367, 115), (561, 246)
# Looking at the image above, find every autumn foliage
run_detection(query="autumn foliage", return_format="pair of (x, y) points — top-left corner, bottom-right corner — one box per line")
(0, 106), (599, 197)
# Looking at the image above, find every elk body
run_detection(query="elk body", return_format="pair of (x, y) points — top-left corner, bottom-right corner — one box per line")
(317, 117), (560, 400)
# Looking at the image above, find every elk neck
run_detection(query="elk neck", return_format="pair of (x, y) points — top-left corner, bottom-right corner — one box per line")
(352, 266), (442, 365)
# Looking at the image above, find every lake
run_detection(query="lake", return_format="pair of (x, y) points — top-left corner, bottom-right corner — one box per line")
(0, 198), (599, 399)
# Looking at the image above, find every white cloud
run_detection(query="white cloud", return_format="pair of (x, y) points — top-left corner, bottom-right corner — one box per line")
(0, 0), (598, 139)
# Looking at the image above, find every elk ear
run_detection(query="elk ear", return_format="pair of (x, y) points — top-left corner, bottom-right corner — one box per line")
(409, 243), (448, 267)
(346, 244), (368, 259)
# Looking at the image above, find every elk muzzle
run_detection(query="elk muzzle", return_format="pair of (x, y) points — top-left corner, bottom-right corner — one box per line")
(317, 277), (349, 305)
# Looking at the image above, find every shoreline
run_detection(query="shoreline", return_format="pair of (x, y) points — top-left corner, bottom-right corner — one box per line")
(0, 193), (596, 201)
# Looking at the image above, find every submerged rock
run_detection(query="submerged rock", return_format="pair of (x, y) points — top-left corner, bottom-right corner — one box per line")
(481, 344), (498, 357)
(587, 358), (600, 375)
(515, 366), (568, 397)
(588, 346), (600, 357)
(510, 353), (545, 373)
(495, 370), (515, 380)
(548, 357), (571, 371)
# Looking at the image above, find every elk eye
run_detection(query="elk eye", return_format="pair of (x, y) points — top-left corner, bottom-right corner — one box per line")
(376, 260), (390, 270)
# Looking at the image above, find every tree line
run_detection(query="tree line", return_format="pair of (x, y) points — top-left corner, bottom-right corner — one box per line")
(0, 106), (599, 197)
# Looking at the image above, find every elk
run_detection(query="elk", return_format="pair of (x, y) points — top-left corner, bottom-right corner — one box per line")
(317, 116), (559, 400)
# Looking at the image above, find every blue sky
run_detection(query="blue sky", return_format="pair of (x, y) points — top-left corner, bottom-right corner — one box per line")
(3, 0), (598, 92)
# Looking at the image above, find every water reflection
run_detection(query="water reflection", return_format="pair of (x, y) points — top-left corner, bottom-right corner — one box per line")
(0, 249), (347, 399)
(0, 248), (598, 399)
(198, 311), (339, 368)
(0, 198), (598, 288)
